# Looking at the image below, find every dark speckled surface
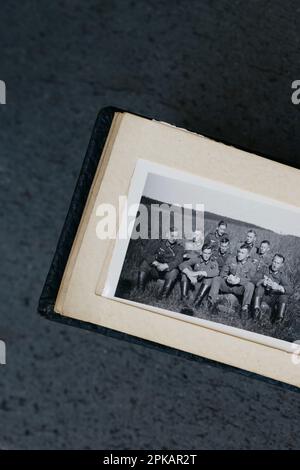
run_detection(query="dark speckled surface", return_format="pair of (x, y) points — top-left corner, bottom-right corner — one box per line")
(1, 0), (300, 450)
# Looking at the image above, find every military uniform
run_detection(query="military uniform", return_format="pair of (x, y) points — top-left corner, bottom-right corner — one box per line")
(209, 255), (256, 307)
(204, 230), (229, 252)
(236, 240), (257, 259)
(253, 250), (272, 269)
(182, 250), (201, 263)
(141, 239), (184, 270)
(252, 250), (273, 283)
(138, 239), (184, 298)
(179, 255), (219, 305)
(254, 264), (292, 310)
(253, 263), (292, 322)
(213, 249), (232, 270)
(179, 255), (219, 278)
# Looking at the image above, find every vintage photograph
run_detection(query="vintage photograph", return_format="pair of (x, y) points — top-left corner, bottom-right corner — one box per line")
(103, 160), (300, 344)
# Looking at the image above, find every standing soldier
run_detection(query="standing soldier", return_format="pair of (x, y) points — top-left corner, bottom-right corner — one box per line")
(213, 236), (232, 270)
(179, 243), (219, 308)
(137, 227), (184, 299)
(236, 229), (258, 259)
(204, 220), (228, 253)
(208, 245), (256, 317)
(253, 254), (292, 323)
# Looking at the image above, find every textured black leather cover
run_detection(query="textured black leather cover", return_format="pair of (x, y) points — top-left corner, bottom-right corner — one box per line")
(38, 107), (297, 392)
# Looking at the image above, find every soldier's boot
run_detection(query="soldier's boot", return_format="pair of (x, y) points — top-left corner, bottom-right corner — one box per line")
(253, 296), (262, 321)
(180, 277), (189, 302)
(206, 295), (219, 315)
(137, 271), (147, 293)
(240, 304), (250, 322)
(275, 303), (287, 324)
(194, 283), (211, 309)
(159, 278), (175, 300)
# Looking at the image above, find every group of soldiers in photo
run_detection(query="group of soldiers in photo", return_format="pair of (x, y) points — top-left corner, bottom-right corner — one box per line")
(136, 220), (292, 324)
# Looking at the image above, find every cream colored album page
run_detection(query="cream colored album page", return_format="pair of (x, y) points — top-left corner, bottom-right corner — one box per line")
(55, 112), (300, 387)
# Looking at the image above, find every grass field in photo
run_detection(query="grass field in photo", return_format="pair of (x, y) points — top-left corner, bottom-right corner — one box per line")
(116, 197), (300, 342)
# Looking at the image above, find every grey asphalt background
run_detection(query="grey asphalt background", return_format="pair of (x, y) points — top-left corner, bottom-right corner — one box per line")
(1, 0), (300, 450)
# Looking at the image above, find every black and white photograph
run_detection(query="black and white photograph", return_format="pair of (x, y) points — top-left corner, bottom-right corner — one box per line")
(103, 159), (300, 346)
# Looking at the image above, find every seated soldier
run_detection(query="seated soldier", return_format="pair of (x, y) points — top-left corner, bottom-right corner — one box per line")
(253, 253), (292, 323)
(252, 240), (273, 284)
(137, 227), (184, 299)
(204, 220), (228, 253)
(236, 229), (258, 259)
(213, 236), (232, 270)
(179, 243), (219, 308)
(208, 244), (256, 317)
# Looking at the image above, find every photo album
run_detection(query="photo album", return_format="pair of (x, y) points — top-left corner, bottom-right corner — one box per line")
(40, 109), (300, 388)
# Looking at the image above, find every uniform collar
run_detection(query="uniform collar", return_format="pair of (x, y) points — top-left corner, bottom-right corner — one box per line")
(270, 266), (282, 275)
(219, 250), (228, 256)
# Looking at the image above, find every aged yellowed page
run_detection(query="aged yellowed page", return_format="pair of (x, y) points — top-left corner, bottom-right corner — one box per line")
(55, 112), (300, 387)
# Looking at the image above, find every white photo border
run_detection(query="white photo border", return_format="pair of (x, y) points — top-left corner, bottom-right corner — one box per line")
(100, 158), (300, 354)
